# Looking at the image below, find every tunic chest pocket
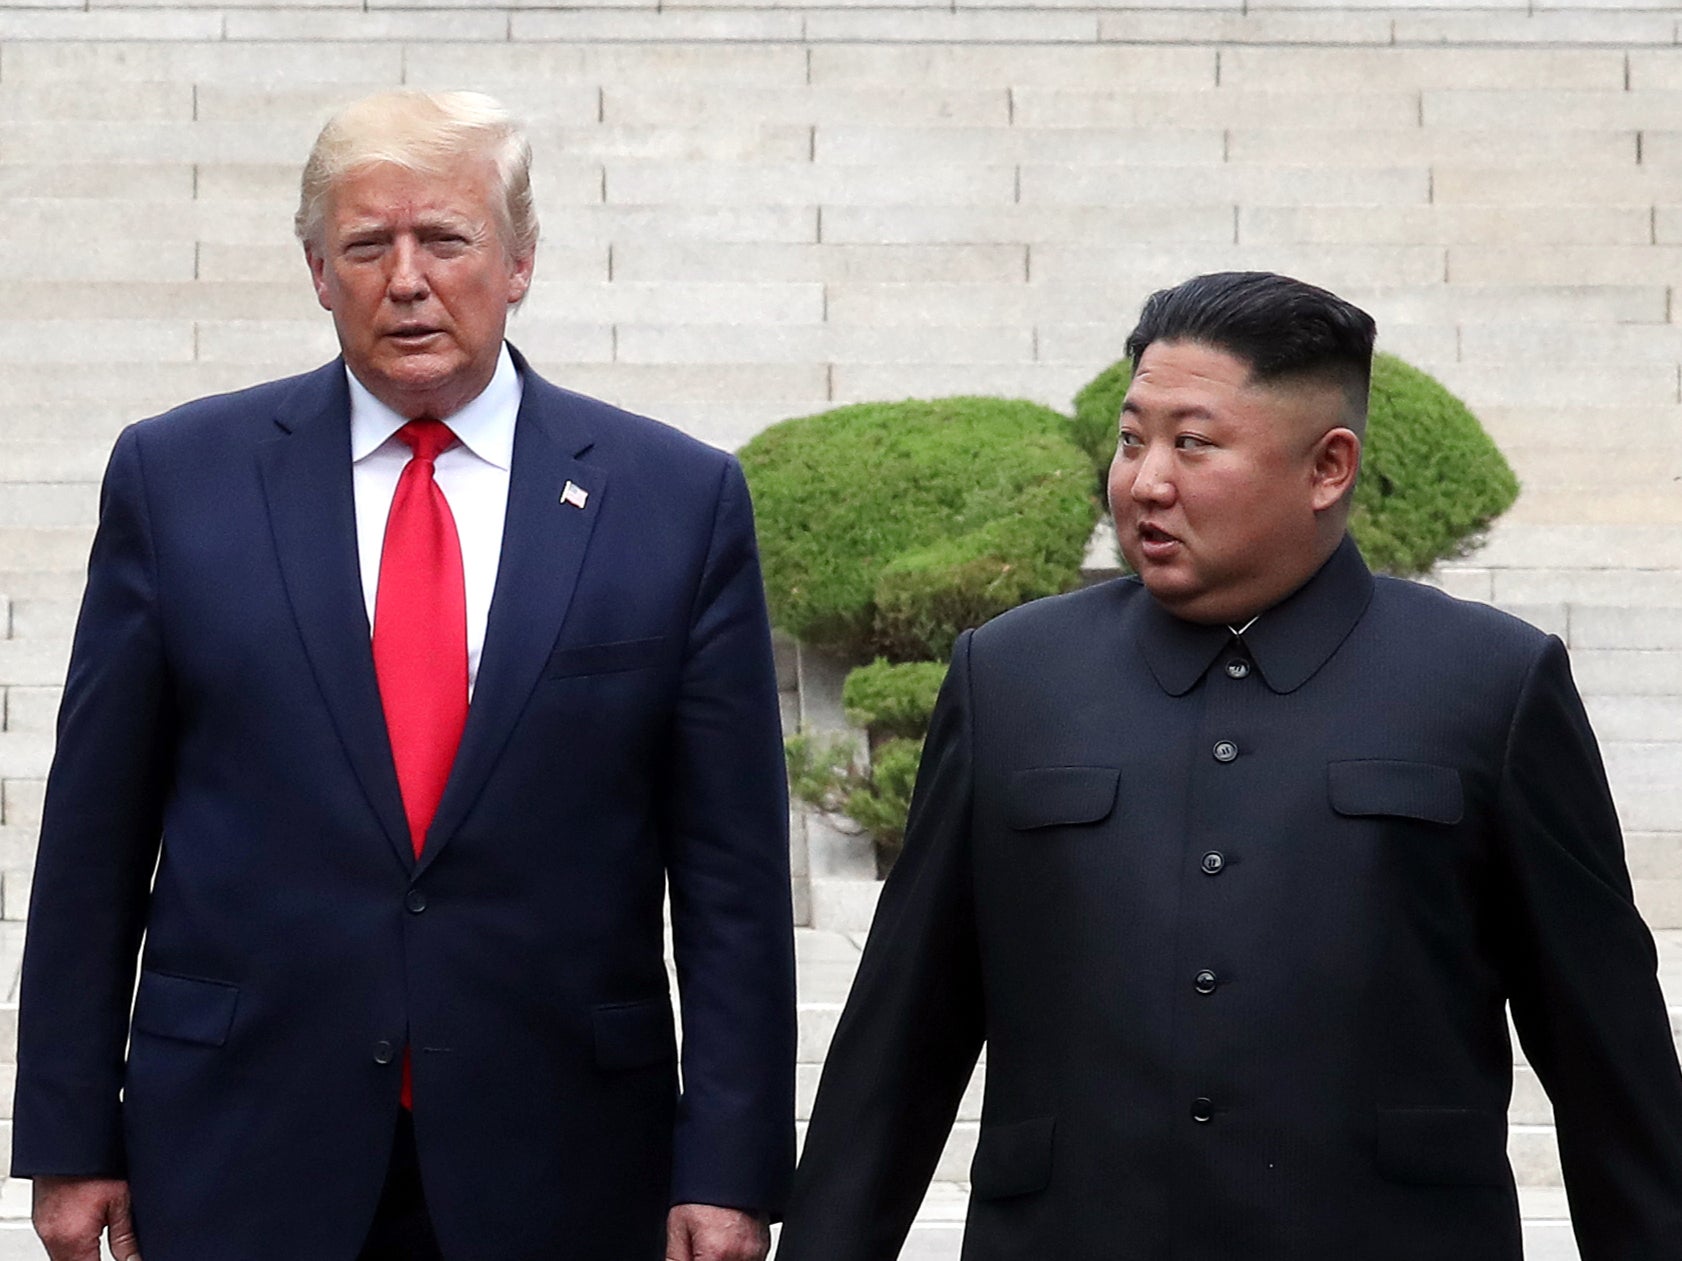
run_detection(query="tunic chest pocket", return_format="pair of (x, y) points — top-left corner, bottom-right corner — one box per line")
(1329, 760), (1464, 825)
(1007, 766), (1120, 831)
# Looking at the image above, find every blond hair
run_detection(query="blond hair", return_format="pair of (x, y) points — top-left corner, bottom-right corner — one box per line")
(295, 89), (538, 259)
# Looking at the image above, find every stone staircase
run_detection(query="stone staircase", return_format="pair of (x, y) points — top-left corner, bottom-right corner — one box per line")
(4, 3), (1682, 1256)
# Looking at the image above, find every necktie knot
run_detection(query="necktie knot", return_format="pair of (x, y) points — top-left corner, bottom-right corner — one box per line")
(398, 418), (456, 464)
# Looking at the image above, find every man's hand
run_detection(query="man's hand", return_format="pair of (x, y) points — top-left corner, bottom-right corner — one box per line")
(32, 1176), (141, 1261)
(666, 1203), (770, 1261)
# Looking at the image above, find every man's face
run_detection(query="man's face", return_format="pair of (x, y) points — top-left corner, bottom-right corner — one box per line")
(306, 158), (533, 420)
(1107, 339), (1355, 625)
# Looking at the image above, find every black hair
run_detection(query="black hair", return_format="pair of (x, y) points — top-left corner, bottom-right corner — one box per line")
(1125, 271), (1377, 425)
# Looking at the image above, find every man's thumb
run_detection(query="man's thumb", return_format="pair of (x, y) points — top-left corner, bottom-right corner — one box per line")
(105, 1195), (141, 1261)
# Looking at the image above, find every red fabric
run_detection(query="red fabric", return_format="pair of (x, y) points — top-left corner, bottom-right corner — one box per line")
(372, 419), (468, 1109)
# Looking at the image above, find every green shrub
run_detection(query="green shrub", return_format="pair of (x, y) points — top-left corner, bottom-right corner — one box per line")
(1068, 352), (1519, 576)
(739, 397), (1099, 662)
(842, 659), (946, 740)
(841, 737), (923, 862)
(783, 731), (923, 869)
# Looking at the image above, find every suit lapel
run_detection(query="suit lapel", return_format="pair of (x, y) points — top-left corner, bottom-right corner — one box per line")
(421, 368), (603, 871)
(257, 361), (414, 871)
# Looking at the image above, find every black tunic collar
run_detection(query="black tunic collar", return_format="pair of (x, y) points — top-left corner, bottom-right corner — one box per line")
(1136, 534), (1375, 697)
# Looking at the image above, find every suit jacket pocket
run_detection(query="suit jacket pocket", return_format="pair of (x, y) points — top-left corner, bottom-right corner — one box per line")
(130, 970), (239, 1047)
(971, 1115), (1056, 1200)
(592, 996), (677, 1071)
(546, 636), (667, 680)
(1007, 767), (1120, 831)
(1329, 760), (1463, 825)
(1375, 1106), (1508, 1187)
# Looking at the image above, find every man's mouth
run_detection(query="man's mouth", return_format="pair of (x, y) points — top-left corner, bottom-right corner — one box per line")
(387, 325), (442, 343)
(1135, 522), (1181, 559)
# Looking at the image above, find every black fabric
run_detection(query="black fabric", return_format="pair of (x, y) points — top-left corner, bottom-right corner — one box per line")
(781, 535), (1682, 1261)
(358, 1113), (443, 1261)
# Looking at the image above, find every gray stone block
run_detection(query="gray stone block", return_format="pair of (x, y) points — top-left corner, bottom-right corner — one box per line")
(0, 8), (219, 38)
(0, 785), (43, 833)
(1, 40), (405, 86)
(1584, 695), (1682, 742)
(1396, 9), (1673, 44)
(604, 85), (1011, 128)
(4, 691), (61, 737)
(514, 10), (805, 40)
(0, 644), (69, 690)
(0, 488), (97, 532)
(822, 205), (1234, 247)
(225, 9), (510, 40)
(809, 44), (1214, 89)
(808, 879), (882, 935)
(606, 161), (1015, 208)
(0, 736), (51, 781)
(1572, 606), (1682, 651)
(1220, 46), (1623, 91)
(612, 242), (1028, 286)
(1014, 87), (1419, 130)
(1097, 10), (1385, 45)
(617, 323), (1033, 367)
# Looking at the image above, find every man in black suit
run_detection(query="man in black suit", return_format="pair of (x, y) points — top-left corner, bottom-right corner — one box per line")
(778, 272), (1682, 1259)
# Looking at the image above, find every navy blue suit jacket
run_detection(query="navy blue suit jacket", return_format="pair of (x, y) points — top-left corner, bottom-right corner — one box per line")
(13, 350), (796, 1260)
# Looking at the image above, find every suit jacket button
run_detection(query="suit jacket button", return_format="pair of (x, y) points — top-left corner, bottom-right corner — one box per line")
(406, 889), (428, 914)
(1201, 850), (1225, 875)
(1194, 969), (1218, 995)
(373, 1040), (395, 1065)
(1191, 1097), (1214, 1123)
(1225, 660), (1250, 679)
(1212, 740), (1238, 763)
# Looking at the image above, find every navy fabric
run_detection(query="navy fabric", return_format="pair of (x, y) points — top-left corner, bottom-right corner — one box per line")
(13, 351), (796, 1261)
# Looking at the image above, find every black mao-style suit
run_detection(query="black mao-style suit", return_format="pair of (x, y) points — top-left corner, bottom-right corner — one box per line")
(780, 536), (1682, 1260)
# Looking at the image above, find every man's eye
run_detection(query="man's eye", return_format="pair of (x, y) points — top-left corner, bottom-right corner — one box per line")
(1175, 434), (1210, 450)
(344, 241), (383, 258)
(1117, 430), (1142, 450)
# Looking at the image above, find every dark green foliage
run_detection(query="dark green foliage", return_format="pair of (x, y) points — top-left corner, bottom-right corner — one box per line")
(842, 659), (946, 740)
(739, 397), (1099, 662)
(842, 738), (923, 862)
(1067, 352), (1519, 576)
(782, 731), (923, 866)
(1354, 355), (1520, 575)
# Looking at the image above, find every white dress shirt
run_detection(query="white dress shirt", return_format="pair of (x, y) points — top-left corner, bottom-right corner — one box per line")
(349, 344), (522, 694)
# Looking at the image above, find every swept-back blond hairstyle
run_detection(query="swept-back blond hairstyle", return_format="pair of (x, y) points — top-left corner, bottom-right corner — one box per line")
(295, 89), (539, 259)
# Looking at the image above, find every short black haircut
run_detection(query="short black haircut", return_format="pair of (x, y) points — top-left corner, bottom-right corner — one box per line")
(1125, 271), (1377, 429)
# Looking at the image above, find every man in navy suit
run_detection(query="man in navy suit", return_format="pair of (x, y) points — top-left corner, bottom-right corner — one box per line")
(14, 90), (794, 1261)
(779, 272), (1682, 1259)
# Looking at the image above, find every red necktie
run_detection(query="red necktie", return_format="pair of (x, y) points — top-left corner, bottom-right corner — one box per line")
(372, 419), (468, 1109)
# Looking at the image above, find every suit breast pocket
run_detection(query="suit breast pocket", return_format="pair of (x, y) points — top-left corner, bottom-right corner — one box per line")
(1006, 766), (1120, 832)
(546, 636), (667, 680)
(1329, 759), (1463, 826)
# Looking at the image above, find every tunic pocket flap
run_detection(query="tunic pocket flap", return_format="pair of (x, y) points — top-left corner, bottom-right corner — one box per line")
(1329, 760), (1463, 825)
(1007, 767), (1120, 830)
(592, 997), (677, 1071)
(130, 970), (239, 1047)
(1375, 1106), (1508, 1187)
(970, 1115), (1056, 1200)
(547, 636), (667, 679)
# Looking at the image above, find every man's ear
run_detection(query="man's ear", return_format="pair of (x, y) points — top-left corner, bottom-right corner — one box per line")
(305, 245), (334, 313)
(1309, 428), (1362, 513)
(506, 250), (535, 306)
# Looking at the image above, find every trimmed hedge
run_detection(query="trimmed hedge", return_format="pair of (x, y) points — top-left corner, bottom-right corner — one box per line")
(739, 397), (1100, 663)
(842, 659), (947, 741)
(1068, 351), (1519, 576)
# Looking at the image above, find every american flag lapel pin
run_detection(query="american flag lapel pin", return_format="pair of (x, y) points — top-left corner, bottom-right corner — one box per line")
(560, 480), (589, 510)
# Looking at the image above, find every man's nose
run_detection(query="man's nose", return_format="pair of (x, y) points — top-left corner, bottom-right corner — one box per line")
(1129, 444), (1174, 504)
(386, 238), (429, 301)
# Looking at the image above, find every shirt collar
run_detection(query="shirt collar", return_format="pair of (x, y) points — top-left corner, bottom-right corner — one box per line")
(1135, 534), (1375, 696)
(348, 343), (521, 470)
